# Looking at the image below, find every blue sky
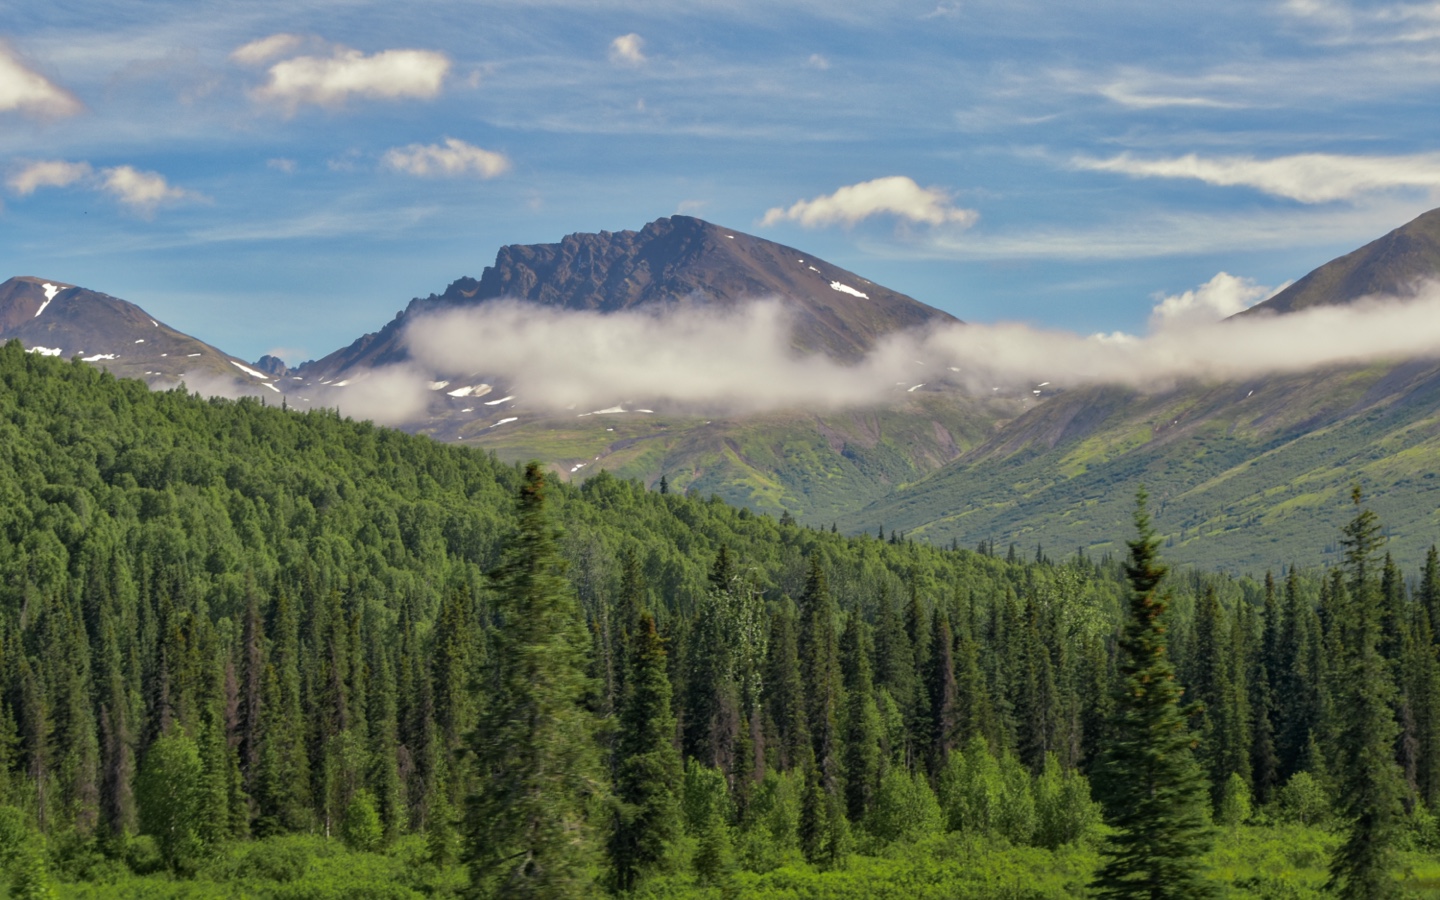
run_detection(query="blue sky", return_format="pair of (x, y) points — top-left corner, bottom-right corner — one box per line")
(2, 0), (1439, 364)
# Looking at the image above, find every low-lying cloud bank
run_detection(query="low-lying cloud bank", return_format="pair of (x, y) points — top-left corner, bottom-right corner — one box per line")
(197, 276), (1440, 427)
(390, 279), (1440, 418)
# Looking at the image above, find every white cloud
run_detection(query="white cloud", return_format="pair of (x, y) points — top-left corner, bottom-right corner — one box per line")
(1147, 273), (1280, 332)
(252, 46), (450, 111)
(382, 138), (511, 178)
(761, 176), (978, 228)
(806, 53), (831, 70)
(919, 287), (1440, 393)
(8, 160), (93, 195)
(267, 158), (298, 174)
(230, 34), (305, 66)
(609, 33), (646, 66)
(404, 300), (904, 413)
(101, 166), (198, 213)
(1075, 151), (1440, 203)
(307, 286), (1440, 422)
(7, 159), (197, 214)
(0, 43), (82, 118)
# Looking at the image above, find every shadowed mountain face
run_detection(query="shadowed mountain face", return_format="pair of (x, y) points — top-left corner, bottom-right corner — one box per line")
(1242, 207), (1440, 316)
(0, 276), (277, 393)
(298, 215), (956, 378)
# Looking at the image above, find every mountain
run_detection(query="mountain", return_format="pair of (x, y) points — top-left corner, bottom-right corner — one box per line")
(0, 275), (280, 394)
(1241, 206), (1440, 315)
(14, 207), (1440, 570)
(862, 207), (1440, 571)
(280, 215), (1005, 519)
(298, 214), (955, 379)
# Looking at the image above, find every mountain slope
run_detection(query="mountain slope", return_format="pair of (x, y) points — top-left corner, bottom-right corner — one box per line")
(1242, 206), (1440, 315)
(0, 276), (281, 394)
(863, 208), (1440, 571)
(299, 215), (955, 378)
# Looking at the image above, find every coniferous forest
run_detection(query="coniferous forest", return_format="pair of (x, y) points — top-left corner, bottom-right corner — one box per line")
(3, 340), (1440, 898)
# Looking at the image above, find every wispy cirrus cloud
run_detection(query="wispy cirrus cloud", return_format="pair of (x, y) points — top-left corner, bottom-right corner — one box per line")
(383, 138), (511, 178)
(1096, 81), (1243, 110)
(761, 176), (977, 228)
(1284, 0), (1440, 44)
(7, 159), (199, 215)
(237, 35), (451, 112)
(0, 42), (82, 119)
(1074, 151), (1440, 203)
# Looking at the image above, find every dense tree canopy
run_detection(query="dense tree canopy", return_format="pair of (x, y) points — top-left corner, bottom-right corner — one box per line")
(0, 342), (1435, 897)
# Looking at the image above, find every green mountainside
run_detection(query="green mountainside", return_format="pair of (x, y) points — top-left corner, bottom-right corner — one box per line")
(860, 206), (1440, 572)
(861, 359), (1440, 572)
(453, 387), (1024, 524)
(10, 208), (1440, 574)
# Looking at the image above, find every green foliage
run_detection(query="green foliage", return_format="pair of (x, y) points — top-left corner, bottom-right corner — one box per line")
(611, 612), (682, 891)
(1034, 754), (1101, 849)
(681, 762), (735, 887)
(735, 770), (801, 873)
(463, 463), (605, 899)
(1092, 492), (1215, 898)
(136, 733), (206, 874)
(342, 790), (384, 853)
(1326, 489), (1406, 900)
(1274, 772), (1331, 828)
(0, 806), (55, 900)
(1, 346), (1439, 897)
(1219, 773), (1254, 829)
(865, 767), (943, 845)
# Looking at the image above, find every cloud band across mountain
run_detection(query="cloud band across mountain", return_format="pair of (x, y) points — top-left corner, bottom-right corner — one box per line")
(300, 283), (1440, 425)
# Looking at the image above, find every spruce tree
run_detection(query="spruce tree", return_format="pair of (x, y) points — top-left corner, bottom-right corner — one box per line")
(464, 462), (604, 899)
(610, 613), (681, 892)
(1092, 491), (1214, 899)
(1326, 488), (1405, 900)
(839, 615), (881, 824)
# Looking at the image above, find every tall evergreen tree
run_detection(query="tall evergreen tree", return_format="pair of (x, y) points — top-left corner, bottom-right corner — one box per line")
(840, 615), (881, 824)
(1092, 492), (1214, 899)
(464, 463), (605, 899)
(797, 557), (846, 866)
(1327, 488), (1405, 900)
(1421, 545), (1440, 645)
(610, 612), (681, 892)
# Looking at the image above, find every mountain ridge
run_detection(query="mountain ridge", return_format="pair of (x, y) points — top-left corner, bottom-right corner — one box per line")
(297, 215), (956, 379)
(1242, 206), (1440, 316)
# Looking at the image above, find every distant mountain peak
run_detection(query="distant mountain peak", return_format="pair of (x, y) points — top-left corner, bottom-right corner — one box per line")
(1242, 206), (1440, 317)
(0, 276), (275, 391)
(299, 215), (956, 378)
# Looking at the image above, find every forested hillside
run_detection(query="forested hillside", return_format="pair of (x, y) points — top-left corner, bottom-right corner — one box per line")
(0, 339), (1438, 897)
